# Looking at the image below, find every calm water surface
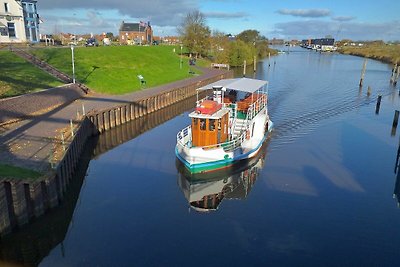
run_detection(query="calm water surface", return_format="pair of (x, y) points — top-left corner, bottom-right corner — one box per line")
(2, 47), (400, 266)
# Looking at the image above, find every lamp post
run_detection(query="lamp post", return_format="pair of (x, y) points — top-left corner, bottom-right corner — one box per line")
(180, 45), (183, 69)
(70, 45), (76, 84)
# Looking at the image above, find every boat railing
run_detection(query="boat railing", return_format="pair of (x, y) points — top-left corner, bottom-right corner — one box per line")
(247, 94), (267, 120)
(177, 125), (192, 146)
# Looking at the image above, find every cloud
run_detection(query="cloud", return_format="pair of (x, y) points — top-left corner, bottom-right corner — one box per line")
(277, 9), (331, 18)
(331, 16), (356, 22)
(204, 11), (248, 19)
(271, 20), (400, 41)
(37, 0), (198, 27)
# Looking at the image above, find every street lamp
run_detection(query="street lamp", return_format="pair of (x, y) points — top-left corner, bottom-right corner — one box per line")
(180, 45), (183, 69)
(70, 45), (76, 84)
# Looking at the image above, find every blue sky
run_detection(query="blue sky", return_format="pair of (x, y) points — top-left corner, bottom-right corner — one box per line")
(38, 0), (400, 41)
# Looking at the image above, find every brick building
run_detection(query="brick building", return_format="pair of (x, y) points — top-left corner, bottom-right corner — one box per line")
(119, 21), (153, 45)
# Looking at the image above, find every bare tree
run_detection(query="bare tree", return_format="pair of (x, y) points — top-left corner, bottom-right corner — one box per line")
(177, 10), (211, 58)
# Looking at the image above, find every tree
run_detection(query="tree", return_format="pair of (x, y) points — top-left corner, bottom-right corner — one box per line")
(229, 40), (255, 67)
(177, 10), (211, 58)
(210, 30), (230, 63)
(236, 29), (261, 44)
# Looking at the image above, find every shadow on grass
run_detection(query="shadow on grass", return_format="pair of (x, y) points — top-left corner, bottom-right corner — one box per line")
(81, 65), (100, 83)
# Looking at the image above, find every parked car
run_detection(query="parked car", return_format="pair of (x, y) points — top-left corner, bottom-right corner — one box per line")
(85, 38), (99, 47)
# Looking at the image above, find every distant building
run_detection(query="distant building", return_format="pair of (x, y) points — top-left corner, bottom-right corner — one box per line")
(269, 38), (284, 45)
(163, 36), (180, 45)
(0, 0), (40, 43)
(119, 21), (153, 45)
(319, 38), (335, 51)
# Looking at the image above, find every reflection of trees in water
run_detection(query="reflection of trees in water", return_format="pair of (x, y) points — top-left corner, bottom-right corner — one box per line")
(0, 94), (200, 266)
(178, 141), (268, 212)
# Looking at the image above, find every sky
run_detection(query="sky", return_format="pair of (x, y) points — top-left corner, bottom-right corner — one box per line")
(37, 0), (400, 41)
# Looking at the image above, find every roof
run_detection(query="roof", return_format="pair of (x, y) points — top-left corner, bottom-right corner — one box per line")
(120, 23), (147, 32)
(197, 78), (268, 93)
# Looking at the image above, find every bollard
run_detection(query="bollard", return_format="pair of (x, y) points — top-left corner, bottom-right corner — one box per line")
(61, 133), (66, 151)
(375, 95), (382, 114)
(70, 119), (74, 137)
(253, 56), (256, 72)
(243, 60), (246, 77)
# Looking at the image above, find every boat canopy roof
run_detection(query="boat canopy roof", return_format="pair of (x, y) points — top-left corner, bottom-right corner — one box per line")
(197, 78), (268, 93)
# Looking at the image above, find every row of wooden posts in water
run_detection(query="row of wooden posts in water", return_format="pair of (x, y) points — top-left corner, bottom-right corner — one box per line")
(358, 59), (400, 136)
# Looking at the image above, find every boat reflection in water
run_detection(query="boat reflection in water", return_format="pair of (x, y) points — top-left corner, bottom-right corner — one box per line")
(177, 141), (268, 212)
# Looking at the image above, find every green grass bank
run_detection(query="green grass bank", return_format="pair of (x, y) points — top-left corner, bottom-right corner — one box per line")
(0, 51), (63, 98)
(30, 45), (201, 94)
(339, 44), (400, 65)
(0, 164), (42, 180)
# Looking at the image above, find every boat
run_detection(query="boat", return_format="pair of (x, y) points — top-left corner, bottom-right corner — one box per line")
(175, 77), (273, 173)
(177, 140), (267, 212)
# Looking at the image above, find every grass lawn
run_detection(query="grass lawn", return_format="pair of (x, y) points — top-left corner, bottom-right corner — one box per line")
(30, 45), (202, 94)
(0, 51), (63, 98)
(0, 164), (42, 180)
(339, 44), (400, 65)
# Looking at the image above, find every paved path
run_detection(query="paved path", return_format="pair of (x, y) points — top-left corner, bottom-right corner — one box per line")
(0, 67), (229, 172)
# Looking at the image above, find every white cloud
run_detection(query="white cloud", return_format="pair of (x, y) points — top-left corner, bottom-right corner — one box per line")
(277, 9), (331, 18)
(331, 16), (356, 22)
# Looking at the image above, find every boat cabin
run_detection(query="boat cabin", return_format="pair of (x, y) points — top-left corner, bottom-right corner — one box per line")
(190, 105), (229, 147)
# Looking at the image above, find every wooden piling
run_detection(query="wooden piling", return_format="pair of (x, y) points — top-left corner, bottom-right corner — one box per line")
(375, 95), (382, 114)
(367, 86), (372, 96)
(268, 52), (271, 67)
(390, 64), (397, 84)
(394, 66), (400, 86)
(359, 59), (367, 87)
(393, 110), (400, 129)
(243, 60), (246, 77)
(253, 56), (256, 73)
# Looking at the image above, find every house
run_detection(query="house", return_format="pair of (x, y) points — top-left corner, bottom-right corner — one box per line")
(163, 36), (180, 45)
(0, 0), (40, 43)
(119, 21), (153, 45)
(319, 38), (335, 51)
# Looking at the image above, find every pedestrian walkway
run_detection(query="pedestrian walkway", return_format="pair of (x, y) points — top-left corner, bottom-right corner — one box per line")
(0, 67), (230, 173)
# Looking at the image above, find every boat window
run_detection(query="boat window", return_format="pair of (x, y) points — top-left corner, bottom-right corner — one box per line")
(209, 119), (215, 131)
(217, 119), (221, 130)
(251, 122), (255, 137)
(200, 119), (206, 130)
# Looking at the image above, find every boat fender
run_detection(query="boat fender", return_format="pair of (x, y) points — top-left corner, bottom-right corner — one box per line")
(246, 130), (250, 140)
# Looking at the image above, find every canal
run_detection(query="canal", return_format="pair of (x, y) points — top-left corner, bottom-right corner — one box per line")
(2, 46), (400, 266)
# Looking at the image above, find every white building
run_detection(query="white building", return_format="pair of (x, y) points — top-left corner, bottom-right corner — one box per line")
(0, 0), (40, 43)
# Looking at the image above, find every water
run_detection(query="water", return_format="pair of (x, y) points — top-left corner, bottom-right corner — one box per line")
(2, 47), (400, 266)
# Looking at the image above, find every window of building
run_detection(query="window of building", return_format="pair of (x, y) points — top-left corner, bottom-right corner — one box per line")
(4, 3), (9, 13)
(7, 22), (15, 37)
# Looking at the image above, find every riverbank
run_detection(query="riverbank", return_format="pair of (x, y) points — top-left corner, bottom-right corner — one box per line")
(338, 44), (400, 65)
